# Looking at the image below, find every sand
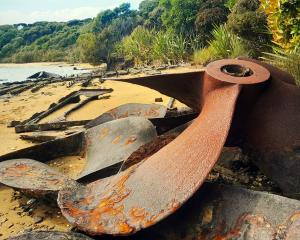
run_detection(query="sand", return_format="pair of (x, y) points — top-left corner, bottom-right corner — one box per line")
(0, 66), (196, 239)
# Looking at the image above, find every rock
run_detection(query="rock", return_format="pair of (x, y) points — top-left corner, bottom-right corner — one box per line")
(129, 68), (142, 75)
(218, 147), (243, 168)
(33, 216), (43, 224)
(249, 146), (300, 198)
(105, 71), (117, 77)
(117, 70), (128, 76)
(168, 64), (179, 69)
(156, 66), (167, 71)
(26, 199), (36, 206)
(145, 70), (161, 75)
(155, 97), (163, 103)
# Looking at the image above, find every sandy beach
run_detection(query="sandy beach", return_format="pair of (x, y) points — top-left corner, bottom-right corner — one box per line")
(0, 65), (195, 239)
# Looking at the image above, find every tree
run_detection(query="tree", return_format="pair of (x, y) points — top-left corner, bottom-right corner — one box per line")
(160, 0), (202, 36)
(195, 0), (229, 44)
(227, 0), (271, 56)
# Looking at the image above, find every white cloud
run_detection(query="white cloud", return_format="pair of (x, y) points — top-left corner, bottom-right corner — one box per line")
(0, 7), (105, 24)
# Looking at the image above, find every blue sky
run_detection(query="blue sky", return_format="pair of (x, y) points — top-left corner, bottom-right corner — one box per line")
(0, 0), (143, 25)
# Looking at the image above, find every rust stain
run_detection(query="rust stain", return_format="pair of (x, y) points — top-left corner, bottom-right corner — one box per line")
(124, 136), (137, 145)
(99, 128), (109, 139)
(61, 168), (137, 235)
(112, 135), (122, 144)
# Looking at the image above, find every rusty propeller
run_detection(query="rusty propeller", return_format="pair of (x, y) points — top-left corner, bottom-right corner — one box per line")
(58, 59), (300, 236)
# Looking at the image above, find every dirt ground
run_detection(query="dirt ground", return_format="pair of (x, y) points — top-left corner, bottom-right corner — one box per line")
(0, 66), (195, 239)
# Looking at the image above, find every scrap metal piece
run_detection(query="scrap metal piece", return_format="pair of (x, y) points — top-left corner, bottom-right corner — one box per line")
(0, 159), (79, 196)
(105, 59), (300, 195)
(23, 89), (113, 126)
(57, 59), (298, 236)
(85, 103), (167, 129)
(0, 117), (157, 194)
(125, 183), (300, 240)
(78, 117), (158, 181)
(9, 231), (93, 240)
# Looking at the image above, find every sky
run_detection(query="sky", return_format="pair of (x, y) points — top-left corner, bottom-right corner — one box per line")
(0, 0), (143, 25)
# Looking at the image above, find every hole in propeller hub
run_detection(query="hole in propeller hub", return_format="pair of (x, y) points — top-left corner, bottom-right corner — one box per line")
(221, 64), (253, 77)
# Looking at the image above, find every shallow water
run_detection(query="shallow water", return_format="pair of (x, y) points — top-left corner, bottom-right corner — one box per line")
(0, 63), (91, 83)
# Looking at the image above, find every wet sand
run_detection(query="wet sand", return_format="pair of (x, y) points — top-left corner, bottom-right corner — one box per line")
(0, 66), (195, 239)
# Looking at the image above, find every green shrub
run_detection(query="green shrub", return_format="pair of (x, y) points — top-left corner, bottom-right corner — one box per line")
(227, 0), (271, 56)
(193, 25), (250, 65)
(120, 26), (155, 66)
(153, 31), (188, 64)
(262, 48), (300, 86)
(195, 0), (229, 44)
(119, 26), (190, 66)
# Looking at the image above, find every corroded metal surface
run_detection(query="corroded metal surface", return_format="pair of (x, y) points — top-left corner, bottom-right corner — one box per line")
(58, 59), (274, 235)
(9, 231), (93, 240)
(86, 103), (167, 129)
(123, 183), (300, 240)
(0, 159), (79, 196)
(0, 117), (157, 195)
(2, 58), (299, 237)
(78, 117), (157, 181)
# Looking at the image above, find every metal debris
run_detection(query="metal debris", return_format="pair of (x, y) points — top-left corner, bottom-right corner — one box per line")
(18, 88), (113, 128)
(1, 58), (299, 237)
(85, 103), (168, 129)
(0, 117), (157, 195)
(57, 59), (300, 236)
(9, 231), (93, 240)
(123, 183), (300, 240)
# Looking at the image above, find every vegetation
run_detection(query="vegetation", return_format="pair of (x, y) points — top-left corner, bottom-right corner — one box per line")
(260, 0), (300, 52)
(0, 20), (91, 63)
(227, 0), (271, 56)
(193, 25), (250, 65)
(262, 48), (300, 86)
(118, 26), (189, 65)
(0, 0), (298, 72)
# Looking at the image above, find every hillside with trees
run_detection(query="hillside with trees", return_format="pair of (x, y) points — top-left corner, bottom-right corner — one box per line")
(0, 0), (299, 84)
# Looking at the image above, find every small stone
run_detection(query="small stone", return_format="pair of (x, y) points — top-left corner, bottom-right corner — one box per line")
(8, 223), (14, 228)
(26, 199), (36, 205)
(33, 216), (43, 224)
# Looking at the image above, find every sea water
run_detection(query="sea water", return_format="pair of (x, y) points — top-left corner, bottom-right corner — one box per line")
(0, 63), (91, 83)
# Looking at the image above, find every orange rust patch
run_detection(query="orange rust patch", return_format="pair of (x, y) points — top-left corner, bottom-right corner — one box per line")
(14, 164), (30, 171)
(112, 136), (122, 144)
(290, 212), (300, 222)
(125, 136), (137, 145)
(99, 128), (110, 139)
(61, 169), (136, 235)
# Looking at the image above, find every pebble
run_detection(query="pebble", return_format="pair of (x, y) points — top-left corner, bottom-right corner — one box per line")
(33, 216), (43, 224)
(26, 199), (37, 205)
(8, 223), (14, 228)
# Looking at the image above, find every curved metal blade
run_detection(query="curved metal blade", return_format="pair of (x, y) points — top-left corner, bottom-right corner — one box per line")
(58, 84), (241, 235)
(78, 117), (157, 181)
(86, 103), (167, 129)
(0, 117), (157, 194)
(0, 159), (79, 196)
(105, 71), (205, 111)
